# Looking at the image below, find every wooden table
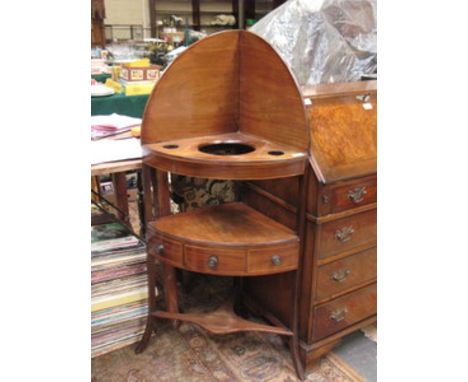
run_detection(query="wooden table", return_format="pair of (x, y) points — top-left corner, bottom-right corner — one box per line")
(91, 133), (143, 231)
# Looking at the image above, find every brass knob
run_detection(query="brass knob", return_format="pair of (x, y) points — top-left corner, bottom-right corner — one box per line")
(207, 256), (218, 269)
(335, 226), (354, 242)
(157, 244), (164, 254)
(271, 255), (282, 266)
(330, 307), (347, 322)
(331, 269), (351, 282)
(348, 187), (367, 204)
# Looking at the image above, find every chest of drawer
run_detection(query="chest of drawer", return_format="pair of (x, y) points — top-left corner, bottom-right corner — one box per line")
(315, 247), (376, 301)
(312, 283), (376, 341)
(318, 176), (376, 215)
(318, 209), (376, 259)
(148, 234), (183, 265)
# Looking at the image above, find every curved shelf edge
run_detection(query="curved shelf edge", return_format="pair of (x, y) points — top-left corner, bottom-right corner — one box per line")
(153, 302), (293, 336)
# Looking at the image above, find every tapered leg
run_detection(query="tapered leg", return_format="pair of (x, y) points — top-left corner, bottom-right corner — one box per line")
(135, 254), (157, 353)
(163, 263), (179, 318)
(289, 169), (309, 380)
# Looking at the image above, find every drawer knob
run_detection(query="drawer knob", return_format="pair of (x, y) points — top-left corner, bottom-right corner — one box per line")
(330, 307), (348, 322)
(335, 226), (355, 242)
(157, 244), (164, 254)
(331, 269), (351, 282)
(348, 187), (367, 204)
(271, 255), (282, 266)
(207, 256), (218, 269)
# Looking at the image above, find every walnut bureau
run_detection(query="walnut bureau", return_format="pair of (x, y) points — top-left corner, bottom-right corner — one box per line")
(243, 81), (377, 373)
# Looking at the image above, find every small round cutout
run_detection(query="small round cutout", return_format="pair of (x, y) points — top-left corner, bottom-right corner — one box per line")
(163, 144), (179, 149)
(268, 150), (284, 156)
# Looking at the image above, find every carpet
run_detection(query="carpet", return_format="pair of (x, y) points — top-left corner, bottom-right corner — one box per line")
(92, 275), (376, 382)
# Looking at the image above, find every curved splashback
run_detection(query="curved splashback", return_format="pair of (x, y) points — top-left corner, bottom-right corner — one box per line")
(141, 30), (309, 151)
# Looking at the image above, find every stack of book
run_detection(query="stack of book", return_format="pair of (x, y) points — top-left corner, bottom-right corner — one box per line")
(91, 222), (152, 358)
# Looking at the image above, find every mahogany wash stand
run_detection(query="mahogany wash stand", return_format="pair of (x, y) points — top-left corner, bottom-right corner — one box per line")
(135, 30), (310, 379)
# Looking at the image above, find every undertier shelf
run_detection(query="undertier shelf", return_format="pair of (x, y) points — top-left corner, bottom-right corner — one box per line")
(147, 202), (300, 276)
(153, 301), (293, 336)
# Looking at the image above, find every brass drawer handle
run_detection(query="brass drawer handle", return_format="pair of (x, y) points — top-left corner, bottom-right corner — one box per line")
(207, 256), (218, 269)
(348, 187), (367, 204)
(271, 255), (282, 266)
(157, 244), (165, 254)
(331, 269), (351, 282)
(335, 226), (354, 242)
(330, 307), (348, 322)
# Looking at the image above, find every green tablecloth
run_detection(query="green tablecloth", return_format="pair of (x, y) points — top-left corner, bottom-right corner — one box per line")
(91, 73), (112, 83)
(91, 93), (149, 118)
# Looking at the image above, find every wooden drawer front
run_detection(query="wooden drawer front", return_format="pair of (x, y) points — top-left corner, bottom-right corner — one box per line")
(318, 209), (376, 259)
(316, 247), (376, 301)
(312, 284), (376, 341)
(320, 177), (376, 215)
(148, 234), (183, 265)
(247, 244), (299, 274)
(184, 245), (246, 274)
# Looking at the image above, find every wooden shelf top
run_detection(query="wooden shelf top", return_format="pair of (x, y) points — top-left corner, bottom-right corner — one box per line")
(150, 202), (298, 247)
(143, 132), (307, 180)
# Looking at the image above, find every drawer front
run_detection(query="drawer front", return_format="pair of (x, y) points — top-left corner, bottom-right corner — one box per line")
(184, 245), (246, 274)
(148, 234), (183, 265)
(318, 209), (376, 259)
(319, 177), (377, 215)
(316, 247), (376, 301)
(247, 244), (299, 274)
(312, 283), (376, 341)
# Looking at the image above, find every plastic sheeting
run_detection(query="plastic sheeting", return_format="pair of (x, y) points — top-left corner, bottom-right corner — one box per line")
(250, 0), (377, 86)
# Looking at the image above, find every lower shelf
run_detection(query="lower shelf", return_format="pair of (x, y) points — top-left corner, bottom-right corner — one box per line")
(153, 301), (293, 336)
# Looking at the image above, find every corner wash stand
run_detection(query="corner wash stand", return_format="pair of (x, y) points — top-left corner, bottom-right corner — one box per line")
(136, 30), (377, 377)
(135, 30), (310, 379)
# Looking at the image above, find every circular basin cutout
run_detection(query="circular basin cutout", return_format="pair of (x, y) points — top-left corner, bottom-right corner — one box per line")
(268, 150), (284, 156)
(163, 144), (179, 149)
(199, 142), (255, 156)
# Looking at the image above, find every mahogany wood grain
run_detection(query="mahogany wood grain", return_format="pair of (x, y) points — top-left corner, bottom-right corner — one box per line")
(148, 234), (183, 264)
(154, 170), (179, 318)
(141, 164), (155, 224)
(317, 209), (376, 259)
(142, 132), (307, 180)
(241, 184), (297, 230)
(153, 301), (293, 336)
(151, 202), (298, 247)
(184, 245), (246, 275)
(249, 177), (300, 208)
(247, 245), (298, 274)
(148, 202), (300, 276)
(239, 32), (309, 150)
(141, 31), (240, 144)
(299, 315), (377, 372)
(141, 31), (309, 154)
(317, 175), (377, 216)
(315, 247), (376, 302)
(311, 283), (377, 341)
